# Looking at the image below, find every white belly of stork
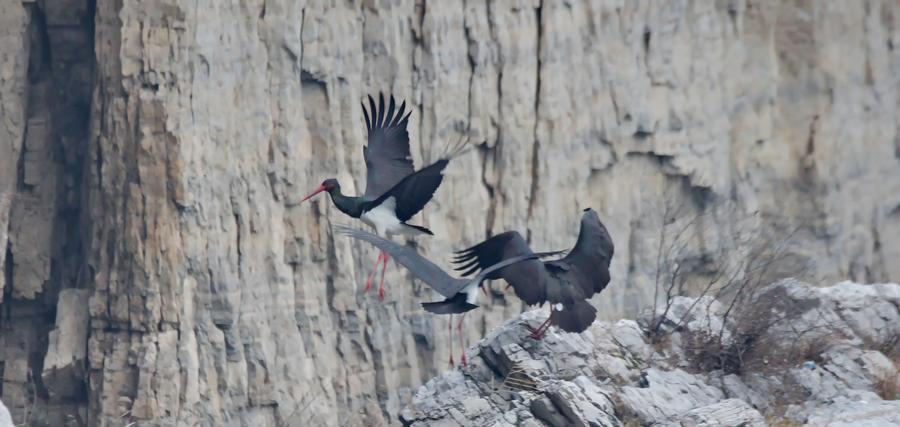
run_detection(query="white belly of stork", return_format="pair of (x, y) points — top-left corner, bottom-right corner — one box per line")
(361, 197), (424, 237)
(463, 281), (480, 305)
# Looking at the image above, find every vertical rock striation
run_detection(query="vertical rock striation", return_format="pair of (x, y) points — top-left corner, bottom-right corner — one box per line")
(0, 0), (897, 425)
(1, 0), (95, 424)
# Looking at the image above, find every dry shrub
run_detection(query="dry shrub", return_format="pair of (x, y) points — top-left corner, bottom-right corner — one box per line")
(641, 196), (850, 422)
(645, 194), (809, 347)
(636, 195), (900, 426)
(681, 329), (744, 374)
(609, 392), (644, 427)
(671, 271), (841, 380)
(874, 368), (900, 401)
(879, 334), (900, 366)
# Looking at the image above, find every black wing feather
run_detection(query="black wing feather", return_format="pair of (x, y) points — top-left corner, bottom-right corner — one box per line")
(367, 159), (448, 222)
(384, 95), (395, 127)
(390, 101), (408, 127)
(547, 209), (615, 298)
(362, 102), (371, 130)
(362, 93), (415, 200)
(452, 231), (549, 305)
(368, 95), (378, 125)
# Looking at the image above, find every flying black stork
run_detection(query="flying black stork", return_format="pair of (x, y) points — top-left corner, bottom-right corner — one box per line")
(300, 93), (463, 299)
(453, 208), (614, 339)
(333, 224), (541, 366)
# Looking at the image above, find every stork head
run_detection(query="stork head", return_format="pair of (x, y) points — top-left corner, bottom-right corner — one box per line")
(300, 178), (339, 202)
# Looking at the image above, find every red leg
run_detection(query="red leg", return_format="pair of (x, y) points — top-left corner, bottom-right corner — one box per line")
(378, 252), (390, 300)
(457, 313), (468, 366)
(535, 322), (550, 339)
(527, 315), (552, 340)
(540, 313), (553, 339)
(448, 314), (455, 367)
(536, 318), (552, 338)
(364, 251), (384, 293)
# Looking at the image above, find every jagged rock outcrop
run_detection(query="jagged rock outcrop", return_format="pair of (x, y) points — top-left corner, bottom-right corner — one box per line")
(401, 280), (900, 426)
(0, 0), (898, 425)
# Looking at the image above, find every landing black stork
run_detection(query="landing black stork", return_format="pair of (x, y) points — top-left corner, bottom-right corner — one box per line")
(453, 208), (614, 339)
(301, 94), (462, 299)
(333, 225), (541, 366)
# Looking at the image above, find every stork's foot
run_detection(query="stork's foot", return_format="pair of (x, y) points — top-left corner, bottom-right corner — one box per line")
(526, 327), (547, 340)
(378, 286), (385, 300)
(529, 331), (547, 340)
(460, 352), (467, 367)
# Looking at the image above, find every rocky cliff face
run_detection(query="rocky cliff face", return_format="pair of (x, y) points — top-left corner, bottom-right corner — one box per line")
(401, 280), (900, 426)
(0, 0), (898, 425)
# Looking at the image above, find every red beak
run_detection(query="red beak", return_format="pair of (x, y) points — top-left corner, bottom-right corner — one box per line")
(300, 184), (327, 203)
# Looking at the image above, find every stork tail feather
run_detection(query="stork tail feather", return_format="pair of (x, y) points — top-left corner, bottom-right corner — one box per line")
(553, 300), (597, 334)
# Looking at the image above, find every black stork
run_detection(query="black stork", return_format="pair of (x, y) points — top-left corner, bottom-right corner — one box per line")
(452, 208), (615, 339)
(301, 94), (463, 299)
(333, 224), (541, 366)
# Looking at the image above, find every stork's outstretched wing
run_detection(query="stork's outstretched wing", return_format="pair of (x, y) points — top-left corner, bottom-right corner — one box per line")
(452, 231), (555, 305)
(546, 208), (614, 298)
(362, 94), (414, 200)
(366, 158), (449, 222)
(335, 226), (540, 300)
(335, 225), (459, 297)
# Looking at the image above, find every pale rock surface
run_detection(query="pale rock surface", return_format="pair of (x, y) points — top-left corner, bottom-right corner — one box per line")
(658, 399), (767, 427)
(403, 280), (899, 426)
(42, 289), (91, 401)
(617, 368), (725, 423)
(0, 0), (898, 425)
(803, 398), (900, 427)
(0, 398), (11, 427)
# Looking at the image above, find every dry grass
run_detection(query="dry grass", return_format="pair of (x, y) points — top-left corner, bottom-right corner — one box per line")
(794, 334), (831, 365)
(765, 414), (804, 427)
(879, 334), (899, 365)
(874, 368), (900, 401)
(609, 393), (644, 427)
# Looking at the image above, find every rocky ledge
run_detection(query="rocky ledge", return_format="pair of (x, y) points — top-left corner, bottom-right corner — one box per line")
(400, 280), (900, 426)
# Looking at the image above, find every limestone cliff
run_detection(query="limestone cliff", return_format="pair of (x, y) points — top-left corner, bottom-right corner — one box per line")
(0, 0), (898, 425)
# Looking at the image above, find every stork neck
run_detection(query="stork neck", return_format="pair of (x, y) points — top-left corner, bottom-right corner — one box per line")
(329, 190), (363, 218)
